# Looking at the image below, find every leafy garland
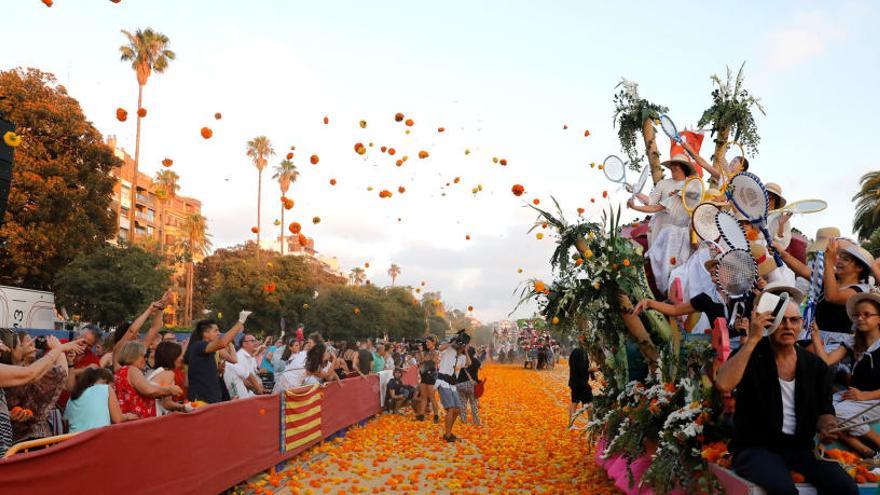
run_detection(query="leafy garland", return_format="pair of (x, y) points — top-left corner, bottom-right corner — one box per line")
(697, 63), (765, 156)
(612, 79), (668, 171)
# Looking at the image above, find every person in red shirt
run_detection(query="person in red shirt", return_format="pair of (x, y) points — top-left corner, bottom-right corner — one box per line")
(72, 325), (102, 369)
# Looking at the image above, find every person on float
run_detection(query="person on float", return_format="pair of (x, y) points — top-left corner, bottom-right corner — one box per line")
(716, 303), (858, 495)
(627, 153), (699, 294)
(680, 138), (750, 189)
(810, 292), (880, 458)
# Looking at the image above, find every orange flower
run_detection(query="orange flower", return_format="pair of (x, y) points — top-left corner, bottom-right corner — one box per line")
(298, 233), (307, 245)
(499, 159), (508, 166)
(359, 120), (367, 129)
(286, 152), (294, 160)
(283, 198), (294, 210)
(404, 118), (414, 127)
(116, 108), (127, 122)
(354, 143), (366, 155)
(263, 282), (277, 293)
(162, 158), (173, 167)
(251, 226), (259, 234)
(551, 316), (559, 325)
(575, 258), (583, 266)
(791, 471), (805, 483)
(3, 131), (21, 148)
(394, 112), (404, 122)
(532, 198), (540, 205)
(329, 178), (337, 186)
(623, 259), (630, 267)
(387, 147), (396, 156)
(398, 186), (406, 194)
(577, 207), (585, 214)
(137, 107), (147, 118)
(323, 116), (329, 124)
(563, 124), (568, 129)
(418, 150), (429, 159)
(395, 159), (403, 167)
(465, 234), (471, 240)
(602, 191), (608, 198)
(511, 184), (525, 196)
(215, 112), (222, 120)
(312, 216), (321, 224)
(533, 281), (546, 293)
(201, 127), (213, 139)
(454, 177), (460, 184)
(379, 190), (392, 198)
(584, 130), (590, 138)
(289, 222), (302, 234)
(670, 256), (677, 265)
(467, 305), (473, 311)
(42, 0), (53, 6)
(438, 127), (445, 133)
(364, 262), (370, 268)
(353, 307), (361, 315)
(311, 154), (320, 165)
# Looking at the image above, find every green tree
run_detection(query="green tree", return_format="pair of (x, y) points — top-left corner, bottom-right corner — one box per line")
(853, 171), (880, 240)
(613, 79), (668, 184)
(119, 28), (175, 244)
(272, 159), (298, 255)
(54, 244), (172, 324)
(349, 267), (366, 286)
(173, 213), (211, 325)
(302, 285), (424, 341)
(697, 63), (765, 173)
(246, 136), (275, 247)
(153, 169), (180, 256)
(0, 68), (119, 289)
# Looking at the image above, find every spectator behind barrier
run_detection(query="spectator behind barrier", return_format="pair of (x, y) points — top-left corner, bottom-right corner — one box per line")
(115, 342), (182, 419)
(185, 311), (251, 404)
(147, 342), (188, 415)
(65, 367), (136, 432)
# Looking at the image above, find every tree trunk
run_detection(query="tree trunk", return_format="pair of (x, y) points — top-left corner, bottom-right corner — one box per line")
(185, 260), (193, 326)
(618, 293), (659, 363)
(711, 125), (731, 174)
(642, 118), (663, 185)
(128, 84), (144, 244)
(256, 167), (262, 249)
(158, 199), (165, 256)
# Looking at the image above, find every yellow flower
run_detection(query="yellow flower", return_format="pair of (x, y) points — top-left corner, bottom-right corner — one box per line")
(3, 131), (21, 148)
(536, 233), (544, 240)
(584, 249), (593, 259)
(551, 316), (559, 325)
(593, 281), (601, 289)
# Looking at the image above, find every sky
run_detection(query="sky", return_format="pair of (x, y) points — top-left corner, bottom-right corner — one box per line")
(4, 0), (880, 322)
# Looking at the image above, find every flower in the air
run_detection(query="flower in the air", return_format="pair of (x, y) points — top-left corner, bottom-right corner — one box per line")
(394, 112), (404, 122)
(551, 317), (559, 325)
(623, 259), (630, 267)
(354, 142), (366, 155)
(534, 281), (545, 293)
(215, 112), (222, 120)
(310, 154), (319, 165)
(670, 256), (677, 265)
(250, 226), (259, 234)
(536, 233), (544, 240)
(42, 0), (53, 6)
(329, 178), (337, 186)
(289, 222), (302, 234)
(379, 189), (392, 198)
(602, 191), (608, 198)
(511, 184), (525, 196)
(359, 120), (367, 128)
(577, 207), (585, 215)
(116, 108), (128, 122)
(395, 160), (403, 166)
(263, 282), (277, 293)
(298, 233), (308, 245)
(286, 152), (293, 160)
(162, 158), (173, 167)
(454, 177), (461, 184)
(438, 127), (445, 133)
(312, 216), (320, 224)
(282, 198), (294, 210)
(405, 118), (414, 127)
(467, 305), (473, 312)
(465, 234), (471, 240)
(387, 147), (396, 156)
(584, 130), (590, 138)
(532, 198), (540, 205)
(3, 131), (22, 148)
(398, 186), (406, 194)
(500, 159), (507, 166)
(418, 150), (429, 159)
(200, 127), (213, 139)
(137, 107), (147, 118)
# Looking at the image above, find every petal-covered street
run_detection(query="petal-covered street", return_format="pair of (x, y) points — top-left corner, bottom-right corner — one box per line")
(240, 363), (617, 495)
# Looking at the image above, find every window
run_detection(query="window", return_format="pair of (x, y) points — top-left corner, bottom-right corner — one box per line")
(119, 227), (129, 238)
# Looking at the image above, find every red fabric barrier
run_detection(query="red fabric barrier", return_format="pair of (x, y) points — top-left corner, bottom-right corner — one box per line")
(0, 367), (419, 495)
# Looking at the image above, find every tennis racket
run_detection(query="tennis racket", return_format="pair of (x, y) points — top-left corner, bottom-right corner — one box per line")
(629, 165), (651, 203)
(681, 177), (705, 214)
(715, 248), (758, 305)
(769, 199), (828, 216)
(692, 202), (722, 242)
(727, 172), (783, 267)
(602, 155), (627, 185)
(715, 210), (749, 251)
(659, 114), (683, 144)
(719, 141), (746, 191)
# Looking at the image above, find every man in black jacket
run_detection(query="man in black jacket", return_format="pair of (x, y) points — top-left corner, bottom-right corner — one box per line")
(717, 303), (857, 495)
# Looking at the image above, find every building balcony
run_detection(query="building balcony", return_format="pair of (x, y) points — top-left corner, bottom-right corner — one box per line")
(136, 194), (153, 206)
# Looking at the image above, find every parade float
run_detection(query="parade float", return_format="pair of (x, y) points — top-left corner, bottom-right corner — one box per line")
(517, 66), (880, 494)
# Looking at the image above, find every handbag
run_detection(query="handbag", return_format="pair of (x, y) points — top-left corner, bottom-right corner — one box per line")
(465, 368), (486, 398)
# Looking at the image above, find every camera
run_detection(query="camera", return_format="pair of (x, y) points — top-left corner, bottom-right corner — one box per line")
(34, 336), (48, 351)
(449, 329), (471, 350)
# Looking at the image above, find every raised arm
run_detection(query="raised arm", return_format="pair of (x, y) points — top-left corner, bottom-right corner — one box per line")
(681, 141), (721, 181)
(809, 324), (848, 365)
(0, 338), (84, 388)
(113, 298), (165, 355)
(774, 242), (811, 279)
(627, 198), (664, 214)
(633, 299), (696, 317)
(823, 240), (859, 304)
(716, 312), (771, 393)
(206, 311), (251, 354)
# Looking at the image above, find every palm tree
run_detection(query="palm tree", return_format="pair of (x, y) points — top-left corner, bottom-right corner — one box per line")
(853, 171), (880, 240)
(387, 264), (401, 286)
(153, 169), (180, 255)
(349, 267), (366, 286)
(246, 136), (275, 249)
(272, 159), (299, 255)
(119, 28), (175, 244)
(175, 214), (211, 325)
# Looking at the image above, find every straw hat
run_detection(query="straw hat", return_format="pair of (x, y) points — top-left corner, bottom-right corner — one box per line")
(764, 183), (787, 209)
(660, 153), (697, 177)
(807, 227), (840, 253)
(750, 243), (777, 279)
(838, 239), (875, 271)
(763, 280), (805, 305)
(846, 291), (880, 321)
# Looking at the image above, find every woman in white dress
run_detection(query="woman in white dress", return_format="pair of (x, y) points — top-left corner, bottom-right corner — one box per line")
(273, 340), (307, 393)
(628, 154), (698, 294)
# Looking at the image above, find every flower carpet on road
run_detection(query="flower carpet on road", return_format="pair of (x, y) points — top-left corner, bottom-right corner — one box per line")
(240, 363), (618, 495)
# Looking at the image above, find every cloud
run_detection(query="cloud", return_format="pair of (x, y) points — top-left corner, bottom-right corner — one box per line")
(765, 4), (871, 69)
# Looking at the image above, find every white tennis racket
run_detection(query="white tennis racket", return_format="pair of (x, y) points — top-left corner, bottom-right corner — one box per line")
(629, 165), (650, 202)
(769, 199), (827, 216)
(714, 248), (758, 324)
(727, 172), (783, 267)
(681, 177), (705, 214)
(659, 114), (683, 144)
(692, 202), (722, 243)
(602, 155), (627, 186)
(715, 210), (749, 252)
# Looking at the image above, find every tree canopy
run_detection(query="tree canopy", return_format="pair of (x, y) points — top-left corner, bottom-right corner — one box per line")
(0, 68), (119, 290)
(54, 244), (171, 324)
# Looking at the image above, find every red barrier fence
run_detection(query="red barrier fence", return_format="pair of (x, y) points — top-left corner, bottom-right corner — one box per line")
(0, 367), (418, 495)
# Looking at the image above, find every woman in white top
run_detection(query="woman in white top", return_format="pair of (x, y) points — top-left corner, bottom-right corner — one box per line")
(628, 154), (698, 294)
(146, 341), (188, 415)
(273, 340), (306, 393)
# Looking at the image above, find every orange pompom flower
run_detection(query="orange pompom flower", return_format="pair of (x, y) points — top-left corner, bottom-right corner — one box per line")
(162, 158), (173, 167)
(251, 226), (259, 234)
(137, 107), (147, 118)
(584, 130), (590, 137)
(577, 207), (585, 215)
(532, 198), (540, 205)
(200, 127), (213, 139)
(289, 222), (302, 234)
(398, 186), (406, 194)
(310, 154), (319, 165)
(116, 108), (128, 122)
(418, 150), (429, 159)
(286, 152), (293, 160)
(499, 159), (507, 166)
(404, 118), (414, 127)
(438, 127), (445, 133)
(329, 178), (337, 186)
(387, 147), (396, 156)
(511, 184), (525, 196)
(214, 112), (222, 120)
(312, 216), (321, 224)
(394, 112), (404, 122)
(323, 116), (329, 124)
(298, 233), (307, 245)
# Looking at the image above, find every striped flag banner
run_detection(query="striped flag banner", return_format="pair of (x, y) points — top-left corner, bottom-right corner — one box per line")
(281, 384), (323, 453)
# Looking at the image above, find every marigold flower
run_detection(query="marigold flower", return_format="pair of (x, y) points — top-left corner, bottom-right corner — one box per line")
(200, 127), (213, 139)
(3, 131), (22, 148)
(116, 108), (128, 122)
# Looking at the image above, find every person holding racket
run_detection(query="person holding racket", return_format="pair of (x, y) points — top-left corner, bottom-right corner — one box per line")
(627, 153), (699, 294)
(716, 302), (858, 495)
(679, 139), (750, 188)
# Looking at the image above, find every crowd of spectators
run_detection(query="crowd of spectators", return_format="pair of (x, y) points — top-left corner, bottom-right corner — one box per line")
(0, 290), (486, 457)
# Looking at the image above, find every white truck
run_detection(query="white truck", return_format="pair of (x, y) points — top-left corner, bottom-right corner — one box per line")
(0, 285), (59, 330)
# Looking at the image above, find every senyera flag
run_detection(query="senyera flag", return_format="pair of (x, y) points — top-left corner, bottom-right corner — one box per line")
(281, 384), (323, 453)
